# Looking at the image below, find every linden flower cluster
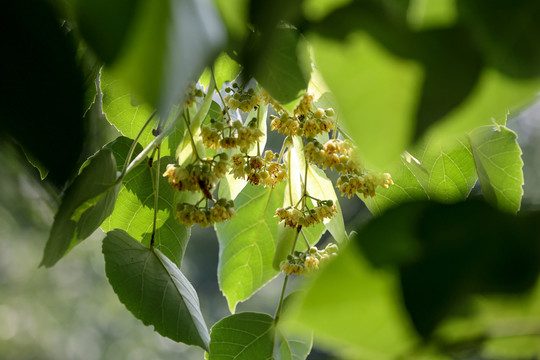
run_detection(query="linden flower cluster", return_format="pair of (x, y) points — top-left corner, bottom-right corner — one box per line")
(176, 199), (235, 227)
(230, 150), (287, 187)
(163, 154), (229, 194)
(337, 172), (393, 198)
(305, 139), (393, 198)
(275, 200), (337, 228)
(304, 139), (358, 172)
(224, 83), (263, 112)
(201, 119), (264, 153)
(280, 243), (339, 276)
(269, 93), (336, 138)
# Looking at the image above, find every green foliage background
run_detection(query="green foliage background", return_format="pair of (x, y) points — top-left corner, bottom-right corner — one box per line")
(3, 0), (540, 359)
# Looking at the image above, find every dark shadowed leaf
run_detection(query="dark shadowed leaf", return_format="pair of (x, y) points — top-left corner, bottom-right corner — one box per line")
(41, 149), (119, 267)
(247, 27), (311, 105)
(1, 0), (84, 186)
(75, 0), (141, 63)
(457, 0), (540, 78)
(356, 201), (540, 338)
(103, 229), (210, 349)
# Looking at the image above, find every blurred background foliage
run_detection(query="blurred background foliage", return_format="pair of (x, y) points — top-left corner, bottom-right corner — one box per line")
(1, 103), (540, 359)
(3, 0), (540, 358)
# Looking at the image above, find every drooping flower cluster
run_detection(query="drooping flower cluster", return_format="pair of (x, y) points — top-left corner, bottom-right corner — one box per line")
(269, 92), (336, 138)
(304, 138), (393, 198)
(201, 119), (264, 153)
(224, 83), (263, 112)
(337, 172), (393, 198)
(304, 139), (357, 172)
(175, 199), (235, 227)
(280, 243), (339, 276)
(163, 154), (229, 194)
(230, 150), (287, 187)
(270, 108), (335, 138)
(275, 200), (337, 228)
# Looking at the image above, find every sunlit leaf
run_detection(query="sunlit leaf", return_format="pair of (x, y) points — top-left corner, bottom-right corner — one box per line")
(215, 183), (285, 313)
(41, 149), (119, 267)
(362, 157), (428, 216)
(468, 125), (524, 213)
(310, 32), (422, 169)
(100, 68), (185, 158)
(103, 229), (210, 349)
(283, 243), (419, 359)
(409, 136), (477, 203)
(101, 136), (191, 267)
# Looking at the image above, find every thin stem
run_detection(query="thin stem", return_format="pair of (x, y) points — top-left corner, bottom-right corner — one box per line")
(211, 68), (232, 124)
(302, 144), (309, 209)
(274, 226), (302, 324)
(118, 111), (157, 182)
(183, 111), (202, 161)
(301, 229), (311, 248)
(288, 150), (294, 207)
(256, 106), (261, 156)
(277, 137), (289, 163)
(337, 125), (354, 142)
(274, 275), (289, 325)
(123, 111), (183, 176)
(305, 194), (322, 203)
(150, 145), (161, 248)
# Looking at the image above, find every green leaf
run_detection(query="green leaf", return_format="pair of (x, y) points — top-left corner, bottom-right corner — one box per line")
(101, 137), (191, 267)
(100, 68), (185, 158)
(283, 243), (419, 359)
(363, 157), (429, 216)
(208, 311), (312, 360)
(110, 0), (225, 114)
(274, 326), (313, 360)
(468, 125), (524, 213)
(253, 28), (312, 105)
(208, 312), (275, 359)
(310, 32), (423, 169)
(75, 0), (142, 63)
(409, 136), (477, 203)
(41, 149), (119, 267)
(213, 0), (249, 42)
(201, 52), (242, 90)
(215, 183), (285, 313)
(103, 229), (210, 349)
